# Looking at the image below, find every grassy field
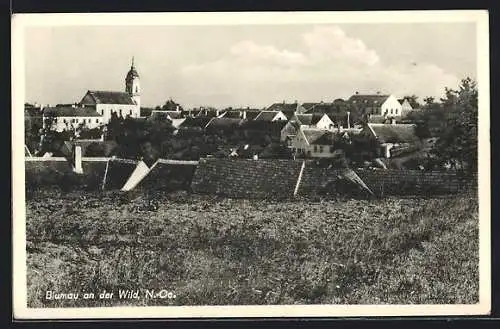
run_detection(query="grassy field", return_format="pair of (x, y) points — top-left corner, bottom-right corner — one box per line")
(25, 188), (479, 307)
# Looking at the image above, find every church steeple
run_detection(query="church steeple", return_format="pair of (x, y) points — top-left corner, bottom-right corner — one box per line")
(125, 56), (140, 108)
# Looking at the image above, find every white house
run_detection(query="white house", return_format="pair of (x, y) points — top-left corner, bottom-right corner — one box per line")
(79, 58), (141, 123)
(348, 93), (403, 117)
(254, 110), (288, 122)
(42, 105), (103, 132)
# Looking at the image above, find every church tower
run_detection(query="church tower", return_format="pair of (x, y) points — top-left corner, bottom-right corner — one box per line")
(125, 56), (141, 110)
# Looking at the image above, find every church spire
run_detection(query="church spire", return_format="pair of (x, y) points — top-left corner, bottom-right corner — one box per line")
(131, 56), (135, 68)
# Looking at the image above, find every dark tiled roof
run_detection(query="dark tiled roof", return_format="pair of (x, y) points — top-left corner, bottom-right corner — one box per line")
(310, 131), (336, 145)
(43, 106), (101, 117)
(245, 111), (261, 120)
(254, 111), (286, 121)
(302, 129), (329, 145)
(191, 158), (303, 198)
(205, 117), (244, 129)
(347, 94), (389, 105)
(220, 111), (244, 119)
(84, 90), (136, 105)
(294, 114), (325, 125)
(369, 124), (419, 144)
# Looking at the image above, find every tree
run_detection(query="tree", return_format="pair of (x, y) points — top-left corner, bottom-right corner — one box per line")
(402, 95), (420, 109)
(431, 77), (478, 171)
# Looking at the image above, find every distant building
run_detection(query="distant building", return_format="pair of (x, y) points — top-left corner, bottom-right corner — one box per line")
(348, 93), (403, 117)
(80, 57), (141, 123)
(290, 127), (340, 158)
(42, 105), (103, 132)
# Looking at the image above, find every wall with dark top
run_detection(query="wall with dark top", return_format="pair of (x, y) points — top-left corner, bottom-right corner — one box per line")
(25, 159), (108, 191)
(191, 158), (303, 199)
(25, 157), (478, 197)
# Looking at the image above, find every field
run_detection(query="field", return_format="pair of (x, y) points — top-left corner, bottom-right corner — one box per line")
(25, 188), (479, 307)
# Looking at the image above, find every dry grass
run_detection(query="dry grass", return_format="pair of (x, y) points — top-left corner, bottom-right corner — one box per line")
(25, 188), (479, 307)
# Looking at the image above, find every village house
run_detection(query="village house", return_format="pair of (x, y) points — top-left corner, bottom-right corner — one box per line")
(359, 123), (420, 158)
(348, 93), (403, 118)
(80, 58), (141, 123)
(254, 110), (288, 122)
(42, 105), (103, 132)
(280, 113), (336, 144)
(289, 127), (347, 158)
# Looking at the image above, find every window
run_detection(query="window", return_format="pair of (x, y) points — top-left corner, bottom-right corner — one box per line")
(330, 146), (335, 153)
(129, 110), (132, 115)
(63, 119), (67, 123)
(390, 109), (393, 115)
(319, 146), (324, 152)
(135, 86), (138, 93)
(54, 118), (58, 123)
(313, 145), (317, 152)
(119, 109), (122, 116)
(96, 119), (99, 123)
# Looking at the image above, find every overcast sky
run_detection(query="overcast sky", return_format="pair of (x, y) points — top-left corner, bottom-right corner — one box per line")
(24, 23), (477, 108)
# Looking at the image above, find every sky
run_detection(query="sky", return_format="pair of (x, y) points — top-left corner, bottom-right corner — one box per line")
(24, 23), (477, 109)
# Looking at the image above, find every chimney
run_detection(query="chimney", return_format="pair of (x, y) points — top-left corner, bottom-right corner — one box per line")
(376, 91), (381, 95)
(176, 105), (180, 111)
(346, 111), (351, 129)
(242, 111), (247, 120)
(355, 91), (359, 95)
(283, 100), (286, 104)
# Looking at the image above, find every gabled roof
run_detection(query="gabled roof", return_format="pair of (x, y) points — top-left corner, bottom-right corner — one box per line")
(310, 131), (336, 145)
(83, 90), (136, 105)
(43, 106), (102, 117)
(178, 116), (213, 129)
(205, 117), (244, 129)
(347, 94), (390, 106)
(294, 113), (326, 126)
(368, 123), (419, 144)
(254, 110), (285, 121)
(301, 129), (329, 145)
(218, 110), (243, 119)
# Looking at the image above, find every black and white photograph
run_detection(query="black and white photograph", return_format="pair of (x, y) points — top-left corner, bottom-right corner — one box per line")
(12, 10), (490, 319)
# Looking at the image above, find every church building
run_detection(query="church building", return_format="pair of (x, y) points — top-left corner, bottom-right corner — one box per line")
(79, 57), (141, 123)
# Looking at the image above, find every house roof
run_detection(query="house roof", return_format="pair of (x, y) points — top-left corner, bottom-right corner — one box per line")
(219, 110), (243, 119)
(254, 111), (284, 121)
(83, 90), (136, 105)
(368, 123), (419, 144)
(301, 129), (329, 145)
(205, 117), (244, 129)
(178, 116), (213, 129)
(140, 107), (155, 117)
(43, 106), (102, 117)
(347, 94), (390, 106)
(310, 131), (337, 145)
(294, 113), (325, 125)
